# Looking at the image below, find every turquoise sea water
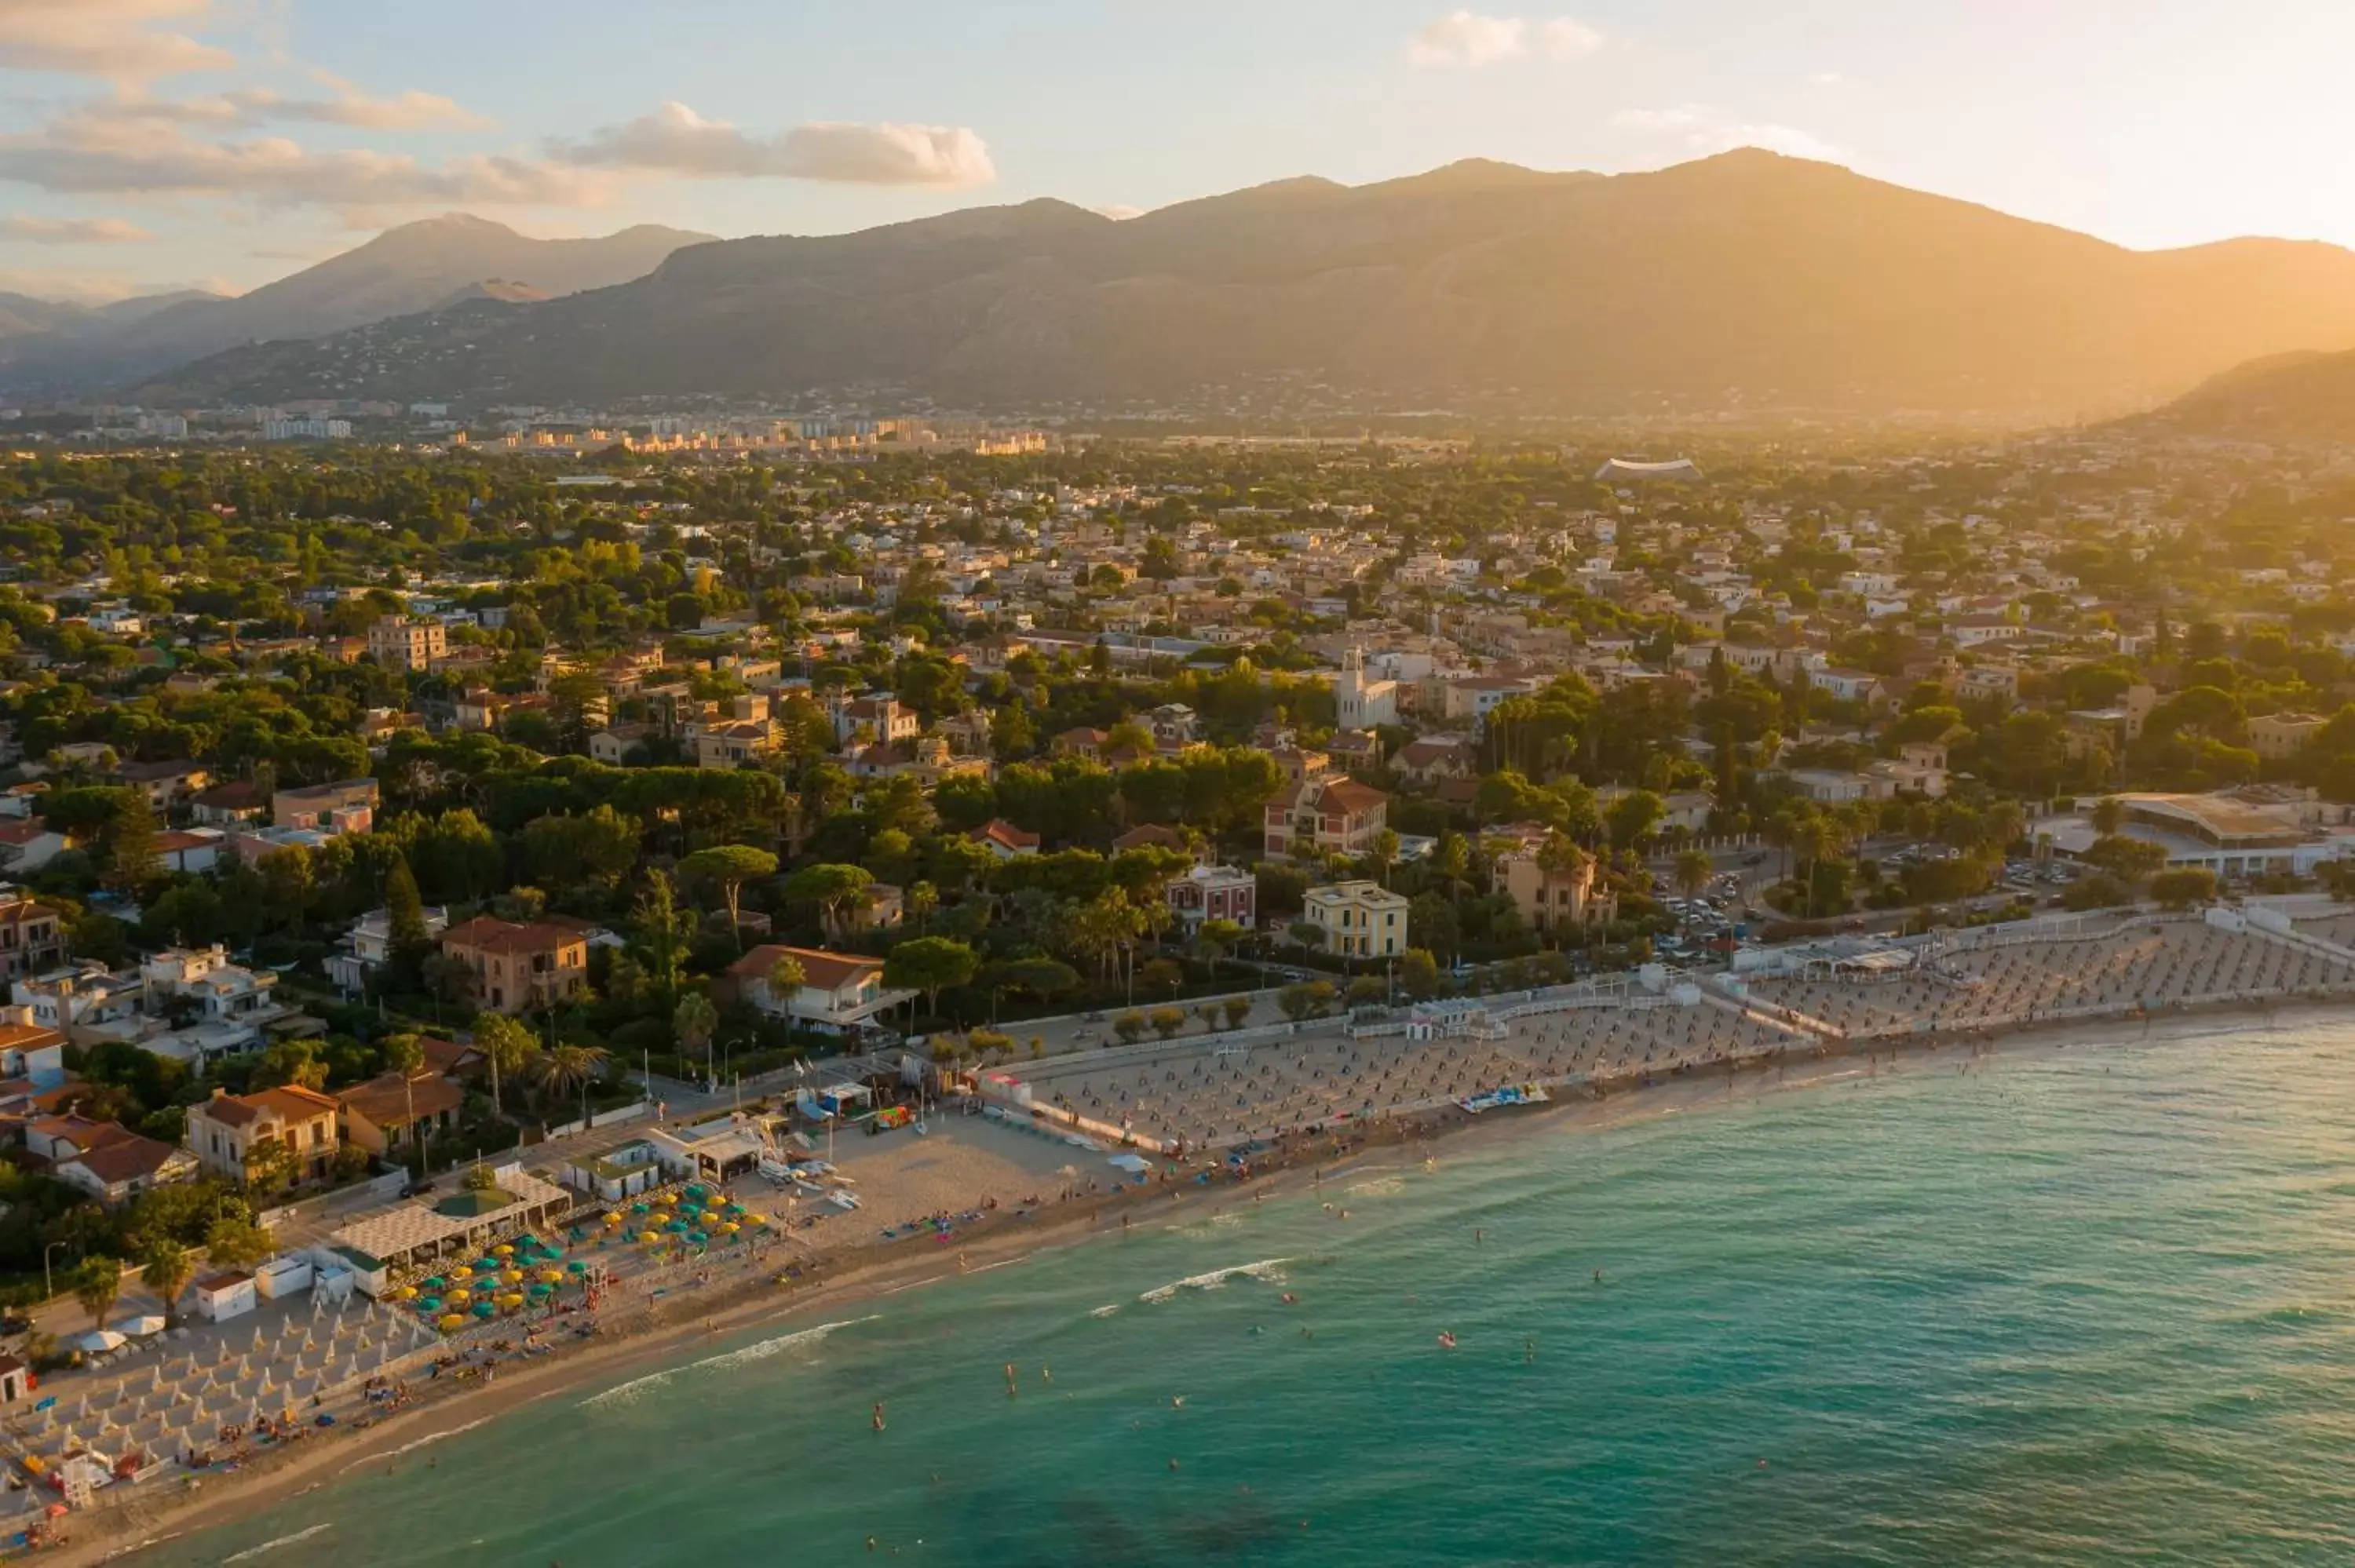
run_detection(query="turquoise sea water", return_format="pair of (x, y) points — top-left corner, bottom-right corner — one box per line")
(152, 1020), (2355, 1566)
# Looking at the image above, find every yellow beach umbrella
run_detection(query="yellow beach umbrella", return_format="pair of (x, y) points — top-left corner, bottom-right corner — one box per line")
(639, 1231), (661, 1245)
(498, 1293), (524, 1310)
(493, 1244), (514, 1256)
(438, 1315), (466, 1333)
(393, 1285), (418, 1300)
(539, 1269), (564, 1284)
(447, 1288), (471, 1305)
(502, 1269), (524, 1285)
(603, 1212), (622, 1227)
(720, 1223), (739, 1234)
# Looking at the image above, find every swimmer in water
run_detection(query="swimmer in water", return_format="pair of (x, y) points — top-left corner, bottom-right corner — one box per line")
(1594, 1267), (1603, 1283)
(1524, 1338), (1536, 1364)
(872, 1402), (886, 1431)
(1005, 1362), (1017, 1395)
(1437, 1330), (1457, 1350)
(1172, 1395), (1185, 1408)
(1041, 1366), (1053, 1384)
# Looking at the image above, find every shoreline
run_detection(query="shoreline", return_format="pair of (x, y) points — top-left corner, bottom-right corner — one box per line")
(58, 990), (2350, 1566)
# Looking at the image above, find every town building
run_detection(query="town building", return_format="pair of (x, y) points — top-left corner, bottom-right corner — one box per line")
(184, 1084), (341, 1186)
(0, 895), (64, 983)
(367, 615), (448, 671)
(438, 916), (591, 1014)
(1265, 776), (1389, 859)
(1495, 842), (1612, 933)
(46, 1120), (197, 1206)
(1333, 647), (1400, 730)
(1302, 881), (1409, 961)
(1164, 864), (1257, 931)
(2250, 712), (2327, 761)
(725, 944), (915, 1034)
(325, 903), (451, 996)
(335, 1069), (465, 1158)
(271, 777), (378, 835)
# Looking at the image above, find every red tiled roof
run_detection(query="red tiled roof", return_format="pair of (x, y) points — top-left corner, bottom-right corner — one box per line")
(441, 916), (589, 956)
(726, 943), (881, 992)
(0, 1022), (64, 1054)
(971, 819), (1039, 851)
(192, 779), (267, 811)
(1317, 779), (1389, 814)
(65, 1132), (184, 1186)
(336, 1070), (465, 1128)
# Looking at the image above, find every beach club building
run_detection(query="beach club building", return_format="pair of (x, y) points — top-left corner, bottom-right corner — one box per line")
(2046, 790), (2355, 880)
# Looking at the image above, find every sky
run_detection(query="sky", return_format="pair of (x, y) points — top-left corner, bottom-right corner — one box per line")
(0, 0), (2348, 302)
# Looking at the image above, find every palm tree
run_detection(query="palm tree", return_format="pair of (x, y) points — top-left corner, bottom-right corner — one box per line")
(1982, 800), (2027, 861)
(141, 1238), (194, 1328)
(1674, 848), (1713, 942)
(535, 1043), (612, 1128)
(2090, 796), (2124, 839)
(1791, 817), (1836, 917)
(1767, 805), (1800, 884)
(673, 990), (720, 1088)
(905, 881), (938, 932)
(765, 954), (807, 1012)
(71, 1256), (121, 1335)
(383, 1033), (427, 1178)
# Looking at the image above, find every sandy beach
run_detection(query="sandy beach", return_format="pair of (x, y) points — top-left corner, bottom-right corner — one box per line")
(46, 972), (2336, 1567)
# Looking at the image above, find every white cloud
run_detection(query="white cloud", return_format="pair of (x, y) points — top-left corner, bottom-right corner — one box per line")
(1409, 12), (1528, 67)
(0, 119), (610, 210)
(1537, 18), (1604, 60)
(0, 0), (234, 80)
(0, 213), (152, 242)
(68, 84), (490, 133)
(553, 102), (996, 187)
(1612, 103), (1849, 162)
(1408, 12), (1601, 67)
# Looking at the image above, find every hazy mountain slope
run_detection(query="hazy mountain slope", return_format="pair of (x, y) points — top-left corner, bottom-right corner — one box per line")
(0, 215), (711, 390)
(139, 151), (2355, 420)
(2140, 348), (2355, 442)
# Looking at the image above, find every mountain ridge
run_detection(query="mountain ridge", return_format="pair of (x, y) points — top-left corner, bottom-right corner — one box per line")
(135, 152), (2355, 421)
(0, 215), (713, 392)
